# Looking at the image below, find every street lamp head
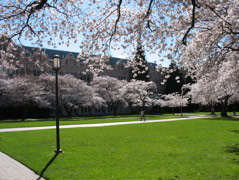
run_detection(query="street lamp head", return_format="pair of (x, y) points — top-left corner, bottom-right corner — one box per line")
(53, 54), (61, 70)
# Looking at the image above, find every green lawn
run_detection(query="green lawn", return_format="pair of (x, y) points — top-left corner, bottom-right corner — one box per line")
(0, 117), (239, 179)
(0, 114), (187, 129)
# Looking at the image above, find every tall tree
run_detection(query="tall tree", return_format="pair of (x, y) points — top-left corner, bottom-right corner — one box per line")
(131, 43), (149, 82)
(165, 63), (183, 94)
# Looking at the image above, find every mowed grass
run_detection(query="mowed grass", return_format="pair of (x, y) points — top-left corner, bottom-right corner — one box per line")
(0, 114), (187, 129)
(0, 117), (239, 179)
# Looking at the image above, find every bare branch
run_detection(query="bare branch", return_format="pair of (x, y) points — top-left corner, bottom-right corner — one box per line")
(4, 0), (48, 40)
(143, 0), (155, 21)
(107, 0), (123, 48)
(182, 0), (199, 46)
(33, 0), (47, 10)
(143, 0), (155, 31)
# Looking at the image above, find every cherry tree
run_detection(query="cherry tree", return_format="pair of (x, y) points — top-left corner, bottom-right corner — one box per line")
(1, 1), (238, 74)
(4, 75), (46, 120)
(0, 72), (10, 108)
(187, 58), (239, 117)
(39, 74), (104, 117)
(214, 59), (239, 116)
(0, 35), (26, 71)
(91, 76), (126, 116)
(161, 93), (188, 115)
(59, 74), (105, 117)
(188, 74), (218, 115)
(120, 80), (157, 111)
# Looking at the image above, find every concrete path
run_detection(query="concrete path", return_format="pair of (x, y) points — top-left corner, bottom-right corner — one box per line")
(0, 115), (210, 133)
(0, 152), (44, 180)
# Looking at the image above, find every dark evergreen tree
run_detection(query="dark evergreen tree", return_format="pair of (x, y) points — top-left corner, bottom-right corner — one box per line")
(165, 63), (183, 94)
(131, 43), (149, 82)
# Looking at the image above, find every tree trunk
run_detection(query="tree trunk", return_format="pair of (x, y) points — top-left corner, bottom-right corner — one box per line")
(210, 105), (216, 116)
(21, 106), (29, 121)
(221, 96), (229, 117)
(64, 105), (72, 118)
(112, 106), (118, 116)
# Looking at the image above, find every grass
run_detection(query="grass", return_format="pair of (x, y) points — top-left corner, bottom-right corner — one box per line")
(0, 114), (187, 129)
(0, 116), (239, 179)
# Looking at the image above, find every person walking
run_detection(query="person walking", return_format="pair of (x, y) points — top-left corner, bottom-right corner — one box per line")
(140, 110), (145, 122)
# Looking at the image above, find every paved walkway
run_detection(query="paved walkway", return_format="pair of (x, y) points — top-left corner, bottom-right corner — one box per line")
(0, 115), (209, 133)
(0, 152), (44, 180)
(0, 115), (210, 180)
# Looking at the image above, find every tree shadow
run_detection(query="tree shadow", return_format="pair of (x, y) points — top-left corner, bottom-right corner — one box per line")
(225, 143), (239, 155)
(225, 143), (239, 166)
(224, 129), (239, 165)
(37, 153), (59, 180)
(158, 176), (180, 180)
(230, 129), (239, 134)
(202, 116), (239, 122)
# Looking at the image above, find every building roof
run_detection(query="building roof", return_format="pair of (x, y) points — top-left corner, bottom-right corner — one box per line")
(23, 46), (157, 67)
(24, 46), (79, 59)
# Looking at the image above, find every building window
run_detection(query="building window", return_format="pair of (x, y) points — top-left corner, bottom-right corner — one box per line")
(65, 59), (68, 65)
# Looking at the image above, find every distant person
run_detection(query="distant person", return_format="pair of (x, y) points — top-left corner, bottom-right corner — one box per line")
(140, 110), (145, 122)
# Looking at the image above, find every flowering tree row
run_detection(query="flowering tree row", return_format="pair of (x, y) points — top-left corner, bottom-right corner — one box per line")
(0, 74), (164, 119)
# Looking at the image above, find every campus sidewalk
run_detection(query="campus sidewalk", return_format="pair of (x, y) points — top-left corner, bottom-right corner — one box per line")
(0, 115), (210, 180)
(0, 152), (44, 180)
(0, 115), (209, 133)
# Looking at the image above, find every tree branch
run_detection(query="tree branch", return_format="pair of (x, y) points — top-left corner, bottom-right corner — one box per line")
(182, 0), (199, 46)
(108, 0), (122, 48)
(143, 0), (155, 21)
(143, 0), (155, 31)
(205, 4), (231, 26)
(3, 0), (48, 40)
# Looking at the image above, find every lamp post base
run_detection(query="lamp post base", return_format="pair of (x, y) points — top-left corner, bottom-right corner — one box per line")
(55, 149), (63, 154)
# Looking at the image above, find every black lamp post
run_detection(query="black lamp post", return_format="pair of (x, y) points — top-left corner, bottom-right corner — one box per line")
(180, 90), (183, 117)
(53, 55), (62, 154)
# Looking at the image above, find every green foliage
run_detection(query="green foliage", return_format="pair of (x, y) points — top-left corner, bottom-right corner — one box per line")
(165, 63), (183, 94)
(0, 117), (239, 179)
(131, 43), (149, 82)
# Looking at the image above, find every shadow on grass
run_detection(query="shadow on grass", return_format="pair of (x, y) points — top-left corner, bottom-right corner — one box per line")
(37, 153), (59, 180)
(225, 129), (239, 165)
(225, 126), (239, 165)
(230, 129), (239, 134)
(202, 116), (239, 121)
(225, 143), (239, 155)
(158, 176), (180, 180)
